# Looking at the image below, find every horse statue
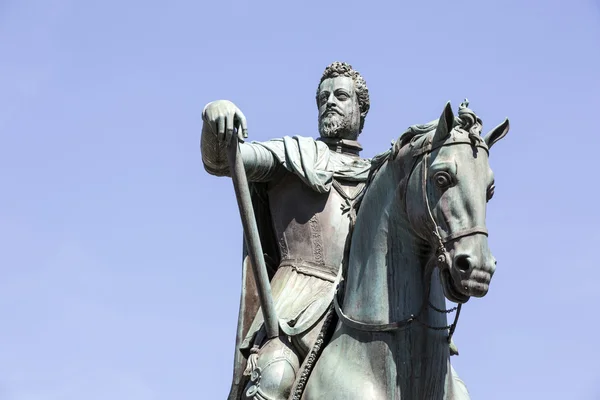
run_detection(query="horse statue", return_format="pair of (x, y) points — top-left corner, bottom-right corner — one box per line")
(301, 101), (510, 399)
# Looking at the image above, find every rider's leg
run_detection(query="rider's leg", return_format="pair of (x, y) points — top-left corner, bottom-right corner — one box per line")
(242, 316), (328, 400)
(290, 315), (327, 358)
(243, 336), (300, 400)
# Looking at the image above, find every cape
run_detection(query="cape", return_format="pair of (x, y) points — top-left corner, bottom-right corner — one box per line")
(227, 136), (371, 400)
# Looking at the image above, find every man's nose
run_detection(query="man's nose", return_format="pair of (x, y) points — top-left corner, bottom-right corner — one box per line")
(326, 92), (337, 106)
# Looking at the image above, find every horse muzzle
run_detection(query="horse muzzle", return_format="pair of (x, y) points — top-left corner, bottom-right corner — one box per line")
(440, 267), (471, 304)
(437, 232), (497, 302)
(449, 250), (496, 298)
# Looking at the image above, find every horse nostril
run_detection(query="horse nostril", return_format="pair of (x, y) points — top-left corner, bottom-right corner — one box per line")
(455, 255), (472, 273)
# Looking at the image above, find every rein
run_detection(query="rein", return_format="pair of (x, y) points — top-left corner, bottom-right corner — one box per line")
(334, 139), (489, 344)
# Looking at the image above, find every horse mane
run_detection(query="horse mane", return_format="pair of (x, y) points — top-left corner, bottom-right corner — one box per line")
(393, 100), (485, 157)
(360, 120), (441, 201)
(396, 119), (440, 153)
(358, 100), (485, 210)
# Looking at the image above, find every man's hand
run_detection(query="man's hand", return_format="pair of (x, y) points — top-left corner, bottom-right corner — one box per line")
(202, 100), (248, 145)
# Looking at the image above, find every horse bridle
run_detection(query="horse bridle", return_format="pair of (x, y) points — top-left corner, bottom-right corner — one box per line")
(334, 138), (490, 344)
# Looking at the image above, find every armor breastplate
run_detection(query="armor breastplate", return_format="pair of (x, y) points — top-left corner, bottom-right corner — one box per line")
(267, 172), (364, 282)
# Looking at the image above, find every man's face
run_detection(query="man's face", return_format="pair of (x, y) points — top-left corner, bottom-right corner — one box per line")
(317, 76), (361, 140)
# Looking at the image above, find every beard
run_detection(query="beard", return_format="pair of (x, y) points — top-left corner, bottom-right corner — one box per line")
(319, 114), (351, 138)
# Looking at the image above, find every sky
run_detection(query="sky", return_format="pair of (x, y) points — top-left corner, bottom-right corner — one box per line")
(0, 0), (599, 399)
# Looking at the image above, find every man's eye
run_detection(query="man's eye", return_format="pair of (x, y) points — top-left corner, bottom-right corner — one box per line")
(336, 94), (349, 100)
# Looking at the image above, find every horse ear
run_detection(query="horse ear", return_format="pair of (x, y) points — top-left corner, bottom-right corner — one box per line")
(433, 101), (454, 143)
(484, 118), (510, 150)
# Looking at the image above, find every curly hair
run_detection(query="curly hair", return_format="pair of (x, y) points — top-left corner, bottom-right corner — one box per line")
(316, 61), (370, 133)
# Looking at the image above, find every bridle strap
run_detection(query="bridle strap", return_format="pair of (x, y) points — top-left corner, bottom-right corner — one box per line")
(441, 227), (488, 243)
(412, 139), (489, 158)
(421, 151), (446, 256)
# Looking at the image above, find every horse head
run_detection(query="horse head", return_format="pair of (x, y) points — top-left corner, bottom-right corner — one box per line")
(401, 100), (509, 304)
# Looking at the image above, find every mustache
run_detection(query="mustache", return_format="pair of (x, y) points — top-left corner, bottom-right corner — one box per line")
(320, 108), (343, 118)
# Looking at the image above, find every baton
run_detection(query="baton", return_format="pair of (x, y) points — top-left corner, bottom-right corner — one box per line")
(227, 129), (279, 339)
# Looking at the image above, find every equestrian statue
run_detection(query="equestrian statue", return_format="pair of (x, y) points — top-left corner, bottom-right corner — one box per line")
(200, 61), (510, 400)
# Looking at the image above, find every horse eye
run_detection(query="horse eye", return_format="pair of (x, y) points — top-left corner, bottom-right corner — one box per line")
(433, 171), (453, 189)
(487, 185), (495, 201)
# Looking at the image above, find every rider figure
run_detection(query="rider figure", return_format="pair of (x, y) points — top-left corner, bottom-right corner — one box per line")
(201, 62), (372, 400)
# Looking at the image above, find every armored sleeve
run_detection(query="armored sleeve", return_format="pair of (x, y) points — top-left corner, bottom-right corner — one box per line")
(200, 119), (281, 182)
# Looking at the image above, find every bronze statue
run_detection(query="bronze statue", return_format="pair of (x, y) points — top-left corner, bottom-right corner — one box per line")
(200, 62), (509, 399)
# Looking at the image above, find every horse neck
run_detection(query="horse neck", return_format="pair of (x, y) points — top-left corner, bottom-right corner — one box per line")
(343, 157), (428, 323)
(342, 151), (452, 399)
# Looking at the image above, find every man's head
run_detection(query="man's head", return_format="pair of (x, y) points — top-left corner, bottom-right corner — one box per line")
(316, 62), (370, 140)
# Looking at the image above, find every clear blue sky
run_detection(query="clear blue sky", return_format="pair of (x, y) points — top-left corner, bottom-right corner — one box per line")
(1, 0), (599, 399)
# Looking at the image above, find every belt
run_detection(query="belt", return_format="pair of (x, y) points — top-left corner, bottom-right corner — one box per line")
(278, 259), (339, 282)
